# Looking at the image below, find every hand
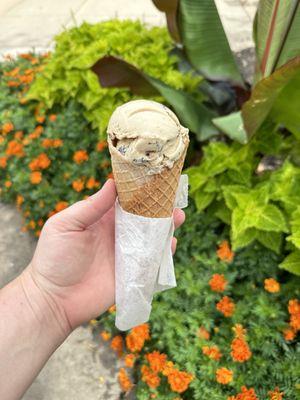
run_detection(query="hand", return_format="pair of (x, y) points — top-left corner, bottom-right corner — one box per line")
(24, 180), (185, 333)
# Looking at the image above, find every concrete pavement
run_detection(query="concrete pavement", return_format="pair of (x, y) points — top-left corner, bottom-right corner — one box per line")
(0, 0), (258, 57)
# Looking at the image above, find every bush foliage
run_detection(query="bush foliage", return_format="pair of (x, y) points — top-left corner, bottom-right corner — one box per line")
(99, 205), (300, 399)
(27, 20), (200, 136)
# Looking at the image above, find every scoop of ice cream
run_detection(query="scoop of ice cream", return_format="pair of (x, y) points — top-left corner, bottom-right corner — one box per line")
(107, 100), (189, 172)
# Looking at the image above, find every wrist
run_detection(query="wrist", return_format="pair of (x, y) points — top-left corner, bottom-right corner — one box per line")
(19, 265), (72, 342)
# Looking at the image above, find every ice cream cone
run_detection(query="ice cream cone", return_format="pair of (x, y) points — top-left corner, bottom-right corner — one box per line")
(108, 137), (188, 218)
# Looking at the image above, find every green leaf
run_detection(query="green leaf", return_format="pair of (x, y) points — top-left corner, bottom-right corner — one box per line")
(214, 203), (231, 225)
(194, 190), (215, 212)
(256, 230), (282, 253)
(231, 228), (257, 250)
(279, 250), (300, 275)
(222, 185), (247, 210)
(177, 0), (243, 84)
(92, 55), (218, 140)
(242, 56), (300, 138)
(286, 206), (300, 248)
(185, 166), (207, 193)
(255, 0), (300, 79)
(212, 112), (248, 144)
(253, 204), (289, 233)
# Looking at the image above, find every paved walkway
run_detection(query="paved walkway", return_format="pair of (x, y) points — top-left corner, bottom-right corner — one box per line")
(0, 0), (258, 57)
(0, 203), (121, 400)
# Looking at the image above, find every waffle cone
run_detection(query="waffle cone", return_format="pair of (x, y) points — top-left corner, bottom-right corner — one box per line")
(108, 139), (188, 218)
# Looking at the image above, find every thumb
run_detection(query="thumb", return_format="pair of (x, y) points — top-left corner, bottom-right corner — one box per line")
(55, 179), (117, 229)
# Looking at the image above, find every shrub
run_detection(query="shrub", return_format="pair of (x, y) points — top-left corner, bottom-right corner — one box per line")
(27, 20), (200, 136)
(98, 205), (300, 399)
(0, 55), (111, 235)
(187, 130), (300, 276)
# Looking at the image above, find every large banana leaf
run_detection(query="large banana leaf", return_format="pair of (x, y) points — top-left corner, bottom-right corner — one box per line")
(92, 56), (218, 140)
(153, 0), (243, 85)
(242, 56), (300, 138)
(254, 0), (300, 79)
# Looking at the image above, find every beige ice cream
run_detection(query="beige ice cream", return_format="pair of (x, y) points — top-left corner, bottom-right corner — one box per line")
(107, 100), (189, 174)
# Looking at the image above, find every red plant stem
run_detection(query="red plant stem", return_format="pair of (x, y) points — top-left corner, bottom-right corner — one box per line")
(260, 0), (280, 76)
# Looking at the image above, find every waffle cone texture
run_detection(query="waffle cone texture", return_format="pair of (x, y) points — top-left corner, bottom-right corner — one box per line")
(108, 138), (189, 218)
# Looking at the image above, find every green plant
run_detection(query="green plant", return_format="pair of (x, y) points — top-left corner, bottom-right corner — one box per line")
(96, 204), (300, 399)
(0, 55), (111, 234)
(27, 20), (201, 137)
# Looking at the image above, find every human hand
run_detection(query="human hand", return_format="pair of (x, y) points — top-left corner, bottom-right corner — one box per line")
(23, 180), (185, 334)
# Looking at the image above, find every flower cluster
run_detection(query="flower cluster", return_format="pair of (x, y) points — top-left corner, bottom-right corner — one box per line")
(0, 55), (112, 235)
(283, 299), (300, 341)
(230, 324), (252, 363)
(126, 323), (150, 353)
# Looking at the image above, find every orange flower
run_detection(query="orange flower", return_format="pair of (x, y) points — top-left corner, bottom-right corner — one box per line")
(37, 219), (44, 227)
(29, 153), (51, 170)
(232, 324), (246, 339)
(6, 140), (24, 157)
(16, 194), (24, 206)
(49, 114), (57, 122)
(264, 278), (280, 293)
(229, 386), (258, 400)
(110, 335), (123, 357)
(55, 201), (68, 212)
(0, 156), (7, 168)
(19, 74), (34, 84)
(283, 328), (296, 341)
(108, 304), (116, 313)
(288, 299), (300, 331)
(14, 131), (23, 140)
(36, 115), (45, 123)
(4, 67), (20, 77)
(290, 314), (300, 331)
(100, 331), (111, 341)
(53, 139), (63, 147)
(198, 326), (210, 340)
(217, 240), (234, 262)
(73, 150), (89, 164)
(216, 296), (235, 317)
(167, 369), (193, 393)
(30, 171), (42, 184)
(216, 367), (233, 385)
(41, 138), (53, 148)
(126, 323), (150, 353)
(202, 345), (222, 361)
(231, 337), (252, 362)
(118, 368), (133, 392)
(5, 181), (12, 188)
(27, 220), (36, 230)
(107, 172), (114, 180)
(268, 387), (284, 400)
(209, 274), (227, 292)
(124, 353), (136, 368)
(42, 138), (63, 148)
(28, 125), (43, 139)
(86, 177), (100, 190)
(7, 80), (20, 87)
(0, 136), (5, 145)
(35, 230), (41, 237)
(146, 351), (167, 372)
(96, 141), (107, 152)
(72, 179), (84, 192)
(288, 299), (300, 315)
(162, 361), (175, 376)
(2, 122), (14, 134)
(141, 365), (160, 389)
(19, 97), (28, 105)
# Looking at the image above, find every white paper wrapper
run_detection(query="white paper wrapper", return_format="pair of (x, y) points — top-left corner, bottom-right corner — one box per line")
(115, 175), (188, 331)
